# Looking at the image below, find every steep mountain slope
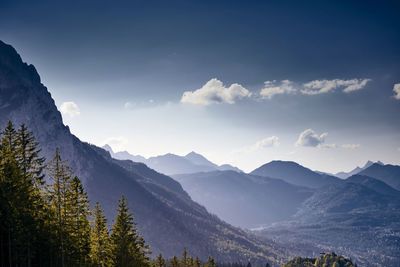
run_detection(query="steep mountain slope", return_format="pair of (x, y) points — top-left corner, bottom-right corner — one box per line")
(173, 171), (313, 228)
(346, 174), (400, 197)
(0, 40), (286, 264)
(251, 161), (341, 188)
(359, 163), (400, 190)
(335, 160), (383, 179)
(256, 182), (400, 266)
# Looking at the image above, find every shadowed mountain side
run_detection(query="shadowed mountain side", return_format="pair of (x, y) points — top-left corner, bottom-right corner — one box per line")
(335, 160), (384, 179)
(173, 170), (313, 228)
(359, 163), (400, 191)
(0, 40), (287, 265)
(346, 174), (400, 197)
(251, 161), (341, 188)
(256, 182), (400, 267)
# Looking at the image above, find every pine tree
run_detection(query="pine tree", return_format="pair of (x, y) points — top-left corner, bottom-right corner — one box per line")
(89, 202), (113, 267)
(205, 256), (217, 267)
(152, 253), (166, 267)
(181, 247), (189, 267)
(111, 195), (150, 267)
(0, 121), (21, 266)
(46, 148), (75, 267)
(69, 176), (91, 266)
(169, 256), (180, 267)
(15, 123), (47, 266)
(0, 121), (42, 266)
(194, 256), (202, 267)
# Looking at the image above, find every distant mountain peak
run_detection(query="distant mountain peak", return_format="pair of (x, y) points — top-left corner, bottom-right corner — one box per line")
(251, 160), (340, 188)
(363, 160), (383, 169)
(102, 144), (114, 153)
(335, 160), (385, 179)
(186, 151), (201, 156)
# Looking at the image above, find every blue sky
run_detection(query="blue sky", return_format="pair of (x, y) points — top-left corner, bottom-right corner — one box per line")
(1, 0), (399, 172)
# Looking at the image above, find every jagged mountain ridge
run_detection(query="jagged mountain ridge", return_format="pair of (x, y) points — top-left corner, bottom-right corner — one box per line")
(103, 145), (242, 174)
(0, 40), (286, 264)
(335, 160), (384, 179)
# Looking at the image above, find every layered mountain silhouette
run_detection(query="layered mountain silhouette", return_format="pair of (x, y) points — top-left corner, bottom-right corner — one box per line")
(173, 171), (313, 228)
(251, 160), (341, 188)
(173, 159), (400, 266)
(103, 145), (242, 175)
(256, 171), (400, 267)
(0, 40), (286, 264)
(358, 163), (400, 190)
(335, 160), (384, 179)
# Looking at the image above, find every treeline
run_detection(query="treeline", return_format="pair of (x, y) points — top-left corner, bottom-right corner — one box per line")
(0, 122), (270, 267)
(282, 253), (357, 267)
(0, 121), (151, 266)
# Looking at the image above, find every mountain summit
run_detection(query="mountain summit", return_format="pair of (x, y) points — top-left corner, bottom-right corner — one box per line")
(0, 40), (284, 264)
(103, 146), (242, 174)
(251, 160), (340, 188)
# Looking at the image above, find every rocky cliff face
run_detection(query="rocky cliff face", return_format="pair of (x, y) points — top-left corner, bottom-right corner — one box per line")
(0, 40), (286, 265)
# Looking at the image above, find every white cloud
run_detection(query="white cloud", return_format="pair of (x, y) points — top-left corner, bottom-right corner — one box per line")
(295, 129), (329, 147)
(124, 102), (135, 109)
(252, 136), (280, 150)
(393, 83), (400, 100)
(103, 136), (129, 152)
(60, 101), (80, 117)
(235, 136), (279, 154)
(181, 78), (251, 105)
(341, 144), (360, 149)
(301, 79), (371, 95)
(260, 80), (296, 99)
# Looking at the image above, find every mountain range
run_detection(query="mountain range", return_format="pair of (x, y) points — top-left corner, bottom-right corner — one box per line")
(103, 144), (242, 175)
(173, 161), (400, 266)
(1, 39), (400, 266)
(334, 160), (384, 179)
(173, 170), (313, 228)
(0, 40), (286, 265)
(257, 172), (400, 266)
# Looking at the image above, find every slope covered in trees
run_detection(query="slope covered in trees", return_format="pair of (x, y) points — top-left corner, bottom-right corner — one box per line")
(0, 39), (286, 264)
(1, 122), (279, 267)
(283, 253), (356, 267)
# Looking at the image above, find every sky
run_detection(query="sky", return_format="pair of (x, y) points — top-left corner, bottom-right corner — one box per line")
(1, 0), (399, 173)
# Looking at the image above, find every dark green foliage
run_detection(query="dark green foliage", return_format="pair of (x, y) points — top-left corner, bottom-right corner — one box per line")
(111, 194), (151, 267)
(89, 202), (112, 266)
(282, 253), (357, 267)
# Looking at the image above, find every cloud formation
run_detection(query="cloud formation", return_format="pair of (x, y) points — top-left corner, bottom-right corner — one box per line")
(341, 144), (360, 149)
(236, 136), (279, 154)
(252, 136), (280, 150)
(393, 83), (400, 100)
(260, 80), (296, 99)
(60, 101), (80, 117)
(295, 129), (328, 147)
(181, 78), (251, 105)
(301, 79), (371, 95)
